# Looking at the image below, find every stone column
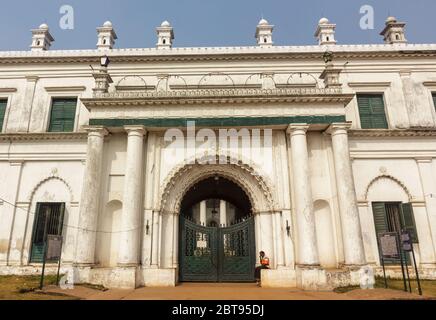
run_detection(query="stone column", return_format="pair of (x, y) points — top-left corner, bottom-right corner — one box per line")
(287, 124), (319, 266)
(220, 200), (227, 226)
(327, 123), (366, 266)
(200, 201), (207, 226)
(118, 126), (147, 266)
(75, 126), (108, 265)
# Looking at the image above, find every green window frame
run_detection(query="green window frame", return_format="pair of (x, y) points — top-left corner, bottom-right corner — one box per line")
(0, 99), (7, 132)
(48, 98), (78, 132)
(357, 94), (388, 129)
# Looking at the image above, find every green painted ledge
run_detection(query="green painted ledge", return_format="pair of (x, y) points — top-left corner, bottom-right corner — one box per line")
(89, 116), (346, 128)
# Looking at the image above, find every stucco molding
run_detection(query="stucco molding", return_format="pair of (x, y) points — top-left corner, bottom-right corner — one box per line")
(364, 174), (412, 202)
(159, 154), (278, 215)
(0, 132), (88, 141)
(349, 129), (436, 138)
(2, 43), (436, 64)
(81, 88), (353, 107)
(28, 175), (75, 203)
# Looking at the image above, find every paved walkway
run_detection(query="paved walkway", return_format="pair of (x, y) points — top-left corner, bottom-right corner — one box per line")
(45, 283), (429, 300)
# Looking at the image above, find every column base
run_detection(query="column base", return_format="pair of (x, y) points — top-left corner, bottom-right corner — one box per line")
(295, 265), (375, 291)
(261, 268), (296, 288)
(142, 267), (177, 287)
(85, 266), (142, 289)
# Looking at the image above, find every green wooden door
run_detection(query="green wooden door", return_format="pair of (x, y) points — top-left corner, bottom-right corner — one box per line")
(179, 216), (256, 282)
(30, 203), (65, 263)
(179, 217), (219, 281)
(372, 202), (417, 265)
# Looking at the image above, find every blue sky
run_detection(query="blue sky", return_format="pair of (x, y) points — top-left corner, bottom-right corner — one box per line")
(0, 0), (435, 51)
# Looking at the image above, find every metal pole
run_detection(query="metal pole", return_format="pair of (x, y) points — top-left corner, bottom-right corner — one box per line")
(381, 255), (388, 289)
(39, 241), (48, 290)
(397, 234), (408, 292)
(403, 251), (412, 293)
(56, 238), (64, 286)
(411, 248), (423, 296)
(39, 210), (49, 290)
(378, 236), (388, 288)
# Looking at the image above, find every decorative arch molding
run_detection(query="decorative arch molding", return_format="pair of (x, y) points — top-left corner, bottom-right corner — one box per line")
(197, 72), (236, 87)
(28, 175), (74, 203)
(364, 174), (412, 201)
(285, 72), (319, 88)
(159, 155), (278, 215)
(115, 75), (148, 91)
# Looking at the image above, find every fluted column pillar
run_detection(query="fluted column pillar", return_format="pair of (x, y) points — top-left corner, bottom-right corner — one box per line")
(118, 125), (147, 266)
(287, 124), (319, 266)
(75, 126), (108, 265)
(200, 201), (207, 226)
(327, 123), (366, 266)
(220, 200), (227, 226)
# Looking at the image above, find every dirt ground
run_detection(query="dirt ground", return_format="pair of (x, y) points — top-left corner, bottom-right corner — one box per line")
(44, 282), (431, 301)
(1, 275), (434, 300)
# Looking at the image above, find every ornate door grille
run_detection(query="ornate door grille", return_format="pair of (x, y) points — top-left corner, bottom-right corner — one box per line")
(180, 216), (255, 282)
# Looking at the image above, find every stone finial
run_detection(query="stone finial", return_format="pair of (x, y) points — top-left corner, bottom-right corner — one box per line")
(319, 52), (342, 89)
(314, 17), (337, 45)
(92, 65), (113, 95)
(255, 18), (274, 47)
(97, 21), (118, 50)
(30, 23), (54, 51)
(156, 20), (174, 49)
(380, 16), (407, 44)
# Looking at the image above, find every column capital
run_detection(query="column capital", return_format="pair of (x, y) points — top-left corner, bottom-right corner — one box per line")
(82, 125), (109, 136)
(325, 122), (352, 135)
(287, 123), (310, 135)
(124, 125), (147, 136)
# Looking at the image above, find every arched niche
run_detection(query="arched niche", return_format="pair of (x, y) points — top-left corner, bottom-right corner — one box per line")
(313, 200), (337, 268)
(96, 200), (123, 267)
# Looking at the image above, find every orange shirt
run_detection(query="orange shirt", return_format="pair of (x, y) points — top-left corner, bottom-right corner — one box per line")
(260, 257), (270, 266)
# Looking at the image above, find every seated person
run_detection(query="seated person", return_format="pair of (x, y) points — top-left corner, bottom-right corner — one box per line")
(254, 251), (270, 285)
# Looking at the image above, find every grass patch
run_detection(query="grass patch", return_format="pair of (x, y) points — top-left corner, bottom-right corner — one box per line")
(0, 275), (78, 300)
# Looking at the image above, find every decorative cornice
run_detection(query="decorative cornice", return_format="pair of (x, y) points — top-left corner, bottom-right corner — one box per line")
(349, 129), (436, 138)
(81, 87), (353, 108)
(1, 44), (436, 64)
(0, 132), (88, 141)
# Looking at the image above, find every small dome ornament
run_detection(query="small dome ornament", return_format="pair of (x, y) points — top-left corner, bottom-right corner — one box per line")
(386, 16), (397, 24)
(103, 21), (113, 27)
(39, 23), (49, 30)
(258, 18), (269, 26)
(161, 20), (171, 27)
(319, 17), (329, 25)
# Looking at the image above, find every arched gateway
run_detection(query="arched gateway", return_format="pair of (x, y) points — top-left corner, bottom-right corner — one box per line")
(159, 156), (281, 283)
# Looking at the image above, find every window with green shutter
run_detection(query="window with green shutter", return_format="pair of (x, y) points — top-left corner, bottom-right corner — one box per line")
(0, 99), (7, 132)
(48, 98), (77, 132)
(357, 94), (388, 129)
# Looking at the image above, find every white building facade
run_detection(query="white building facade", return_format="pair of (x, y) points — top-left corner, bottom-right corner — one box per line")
(1, 18), (436, 290)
